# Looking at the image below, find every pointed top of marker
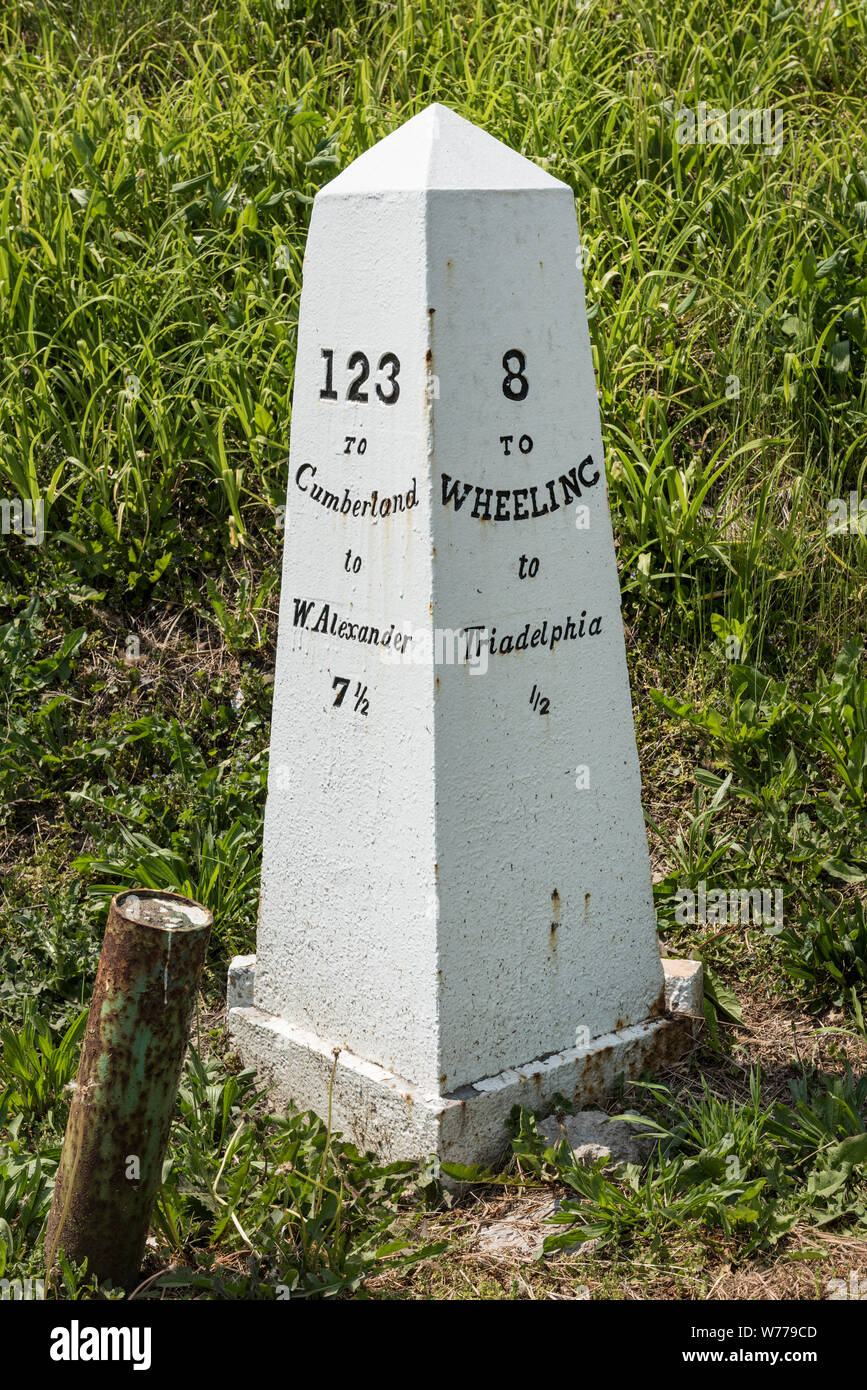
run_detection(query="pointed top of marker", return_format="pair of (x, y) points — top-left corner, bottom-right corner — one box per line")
(318, 103), (569, 196)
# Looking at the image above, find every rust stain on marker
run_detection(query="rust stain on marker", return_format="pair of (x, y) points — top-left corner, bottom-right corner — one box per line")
(550, 888), (561, 936)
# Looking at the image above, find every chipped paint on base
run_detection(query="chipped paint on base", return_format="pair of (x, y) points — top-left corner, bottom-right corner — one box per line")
(227, 955), (700, 1168)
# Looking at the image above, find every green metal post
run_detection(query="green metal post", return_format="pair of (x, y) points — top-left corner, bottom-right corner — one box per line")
(44, 889), (212, 1290)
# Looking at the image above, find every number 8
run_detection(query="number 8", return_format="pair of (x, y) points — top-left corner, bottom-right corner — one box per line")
(502, 349), (528, 401)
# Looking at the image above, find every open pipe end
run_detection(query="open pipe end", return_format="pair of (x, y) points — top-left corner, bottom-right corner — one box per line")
(114, 889), (212, 932)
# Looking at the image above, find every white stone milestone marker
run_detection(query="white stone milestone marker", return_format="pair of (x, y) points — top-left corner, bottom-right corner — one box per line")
(228, 104), (701, 1165)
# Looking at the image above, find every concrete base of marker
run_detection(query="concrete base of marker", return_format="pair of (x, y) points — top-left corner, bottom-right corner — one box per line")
(226, 956), (702, 1168)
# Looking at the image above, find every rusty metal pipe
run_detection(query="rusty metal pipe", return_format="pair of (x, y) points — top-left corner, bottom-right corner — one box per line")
(44, 889), (212, 1291)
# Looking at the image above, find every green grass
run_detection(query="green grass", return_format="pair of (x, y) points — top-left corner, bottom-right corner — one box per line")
(0, 0), (865, 1299)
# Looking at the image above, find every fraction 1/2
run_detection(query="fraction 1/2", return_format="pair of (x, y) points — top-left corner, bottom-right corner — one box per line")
(529, 684), (550, 716)
(332, 677), (369, 717)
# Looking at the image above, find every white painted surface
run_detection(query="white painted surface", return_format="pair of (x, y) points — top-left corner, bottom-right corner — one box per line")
(229, 960), (696, 1167)
(253, 104), (665, 1101)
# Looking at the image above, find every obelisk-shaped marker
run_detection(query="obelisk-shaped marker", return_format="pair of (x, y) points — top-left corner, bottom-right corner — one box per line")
(228, 104), (700, 1165)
